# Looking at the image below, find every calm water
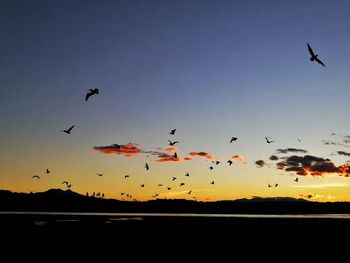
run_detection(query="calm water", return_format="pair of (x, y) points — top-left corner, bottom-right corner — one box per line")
(1, 211), (350, 219)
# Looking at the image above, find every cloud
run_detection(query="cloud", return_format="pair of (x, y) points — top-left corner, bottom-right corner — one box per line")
(291, 183), (349, 189)
(299, 193), (323, 200)
(93, 143), (142, 158)
(337, 151), (350, 157)
(165, 147), (177, 153)
(255, 160), (265, 168)
(231, 155), (247, 164)
(276, 148), (308, 154)
(269, 155), (279, 161)
(276, 155), (350, 177)
(188, 152), (214, 160)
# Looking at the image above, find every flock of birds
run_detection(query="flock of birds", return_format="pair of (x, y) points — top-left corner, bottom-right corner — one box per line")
(30, 43), (326, 200)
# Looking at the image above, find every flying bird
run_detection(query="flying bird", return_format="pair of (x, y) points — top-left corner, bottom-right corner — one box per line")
(188, 190), (192, 195)
(172, 177), (177, 181)
(62, 181), (69, 185)
(32, 175), (40, 179)
(185, 172), (190, 177)
(294, 178), (299, 182)
(169, 129), (176, 135)
(145, 163), (149, 170)
(268, 183), (272, 188)
(230, 137), (238, 143)
(46, 169), (50, 174)
(211, 181), (215, 185)
(67, 184), (72, 188)
(121, 192), (125, 195)
(124, 175), (130, 178)
(215, 161), (220, 165)
(227, 160), (233, 166)
(209, 166), (214, 170)
(265, 137), (274, 144)
(168, 140), (179, 146)
(297, 138), (303, 142)
(141, 184), (145, 187)
(173, 152), (178, 158)
(97, 173), (103, 176)
(274, 183), (279, 187)
(180, 183), (185, 187)
(307, 43), (326, 67)
(158, 184), (163, 186)
(61, 125), (75, 134)
(167, 187), (171, 190)
(85, 88), (99, 101)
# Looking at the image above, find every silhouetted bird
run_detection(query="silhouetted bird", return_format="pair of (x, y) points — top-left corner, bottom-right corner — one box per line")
(32, 175), (40, 179)
(180, 183), (185, 187)
(227, 160), (233, 166)
(172, 177), (177, 181)
(265, 137), (274, 144)
(188, 190), (192, 195)
(307, 43), (326, 67)
(61, 125), (75, 134)
(145, 163), (149, 170)
(215, 161), (220, 165)
(169, 129), (176, 135)
(85, 88), (99, 101)
(209, 166), (214, 170)
(297, 138), (303, 142)
(211, 181), (215, 185)
(173, 152), (178, 158)
(168, 140), (179, 146)
(62, 181), (69, 185)
(124, 175), (130, 178)
(158, 184), (163, 186)
(102, 193), (104, 198)
(97, 173), (103, 176)
(141, 184), (145, 187)
(121, 192), (125, 195)
(230, 137), (238, 143)
(268, 184), (272, 188)
(294, 178), (299, 182)
(167, 187), (171, 190)
(155, 193), (159, 197)
(67, 184), (72, 188)
(275, 183), (278, 187)
(46, 169), (50, 174)
(185, 172), (190, 177)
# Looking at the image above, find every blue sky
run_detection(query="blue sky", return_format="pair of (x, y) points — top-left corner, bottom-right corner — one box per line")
(1, 0), (350, 201)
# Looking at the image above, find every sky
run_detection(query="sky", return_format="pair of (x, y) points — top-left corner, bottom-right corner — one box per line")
(1, 0), (350, 202)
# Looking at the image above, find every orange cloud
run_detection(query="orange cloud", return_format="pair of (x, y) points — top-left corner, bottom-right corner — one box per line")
(231, 155), (247, 164)
(154, 153), (192, 163)
(93, 143), (141, 158)
(188, 152), (213, 160)
(165, 147), (177, 153)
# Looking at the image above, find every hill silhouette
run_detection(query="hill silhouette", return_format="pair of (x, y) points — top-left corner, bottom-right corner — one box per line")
(1, 188), (350, 214)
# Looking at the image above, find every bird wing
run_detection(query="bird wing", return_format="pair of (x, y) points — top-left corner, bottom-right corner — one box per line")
(307, 43), (315, 57)
(67, 125), (75, 132)
(85, 92), (92, 101)
(315, 57), (326, 67)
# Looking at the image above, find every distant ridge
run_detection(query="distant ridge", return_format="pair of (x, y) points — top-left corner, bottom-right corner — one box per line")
(1, 188), (350, 214)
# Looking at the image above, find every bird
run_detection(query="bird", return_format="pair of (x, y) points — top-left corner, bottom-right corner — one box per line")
(297, 138), (303, 142)
(97, 173), (103, 176)
(155, 193), (159, 197)
(172, 177), (177, 181)
(268, 183), (272, 188)
(265, 137), (274, 144)
(169, 129), (176, 135)
(141, 184), (145, 187)
(158, 184), (163, 186)
(274, 183), (279, 187)
(61, 125), (75, 134)
(62, 181), (69, 185)
(167, 187), (171, 190)
(294, 178), (299, 182)
(173, 152), (178, 158)
(185, 172), (190, 177)
(180, 183), (185, 187)
(121, 192), (125, 195)
(227, 160), (233, 166)
(230, 137), (238, 143)
(188, 190), (192, 195)
(46, 169), (50, 174)
(215, 161), (220, 165)
(209, 166), (214, 170)
(211, 181), (215, 185)
(307, 43), (326, 67)
(32, 175), (40, 179)
(85, 88), (99, 101)
(168, 140), (179, 146)
(67, 184), (72, 188)
(145, 163), (149, 170)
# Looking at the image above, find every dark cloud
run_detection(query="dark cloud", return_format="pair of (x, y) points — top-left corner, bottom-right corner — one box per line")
(276, 148), (307, 154)
(269, 155), (279, 161)
(93, 143), (141, 158)
(337, 151), (350, 157)
(276, 155), (350, 177)
(188, 152), (213, 160)
(255, 160), (265, 168)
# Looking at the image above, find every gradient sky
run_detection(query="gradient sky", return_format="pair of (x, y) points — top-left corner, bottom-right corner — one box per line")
(2, 0), (350, 201)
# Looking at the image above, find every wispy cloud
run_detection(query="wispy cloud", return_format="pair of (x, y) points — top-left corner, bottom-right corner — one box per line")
(188, 152), (214, 160)
(231, 155), (247, 164)
(291, 183), (349, 189)
(276, 148), (308, 154)
(93, 143), (141, 158)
